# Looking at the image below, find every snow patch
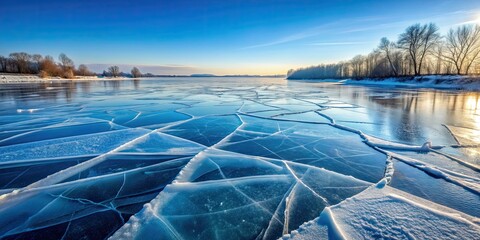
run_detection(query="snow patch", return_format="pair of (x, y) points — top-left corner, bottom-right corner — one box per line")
(284, 185), (480, 239)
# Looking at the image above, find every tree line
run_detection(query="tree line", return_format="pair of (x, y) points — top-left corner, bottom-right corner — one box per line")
(0, 53), (143, 78)
(287, 23), (480, 79)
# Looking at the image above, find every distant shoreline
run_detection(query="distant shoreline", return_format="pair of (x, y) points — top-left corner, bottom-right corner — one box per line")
(0, 73), (286, 84)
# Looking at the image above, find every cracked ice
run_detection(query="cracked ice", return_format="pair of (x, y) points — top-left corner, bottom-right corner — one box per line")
(0, 78), (478, 240)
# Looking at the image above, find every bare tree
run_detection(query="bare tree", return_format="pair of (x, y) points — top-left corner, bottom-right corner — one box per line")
(286, 63), (344, 79)
(287, 23), (480, 79)
(131, 67), (142, 78)
(350, 55), (366, 78)
(57, 53), (75, 78)
(59, 53), (74, 70)
(432, 45), (444, 74)
(108, 66), (120, 77)
(378, 37), (399, 76)
(417, 23), (441, 74)
(77, 64), (92, 76)
(40, 55), (61, 77)
(32, 54), (43, 62)
(443, 24), (480, 75)
(398, 23), (441, 75)
(9, 52), (31, 73)
(31, 54), (43, 73)
(366, 50), (382, 77)
(0, 56), (7, 72)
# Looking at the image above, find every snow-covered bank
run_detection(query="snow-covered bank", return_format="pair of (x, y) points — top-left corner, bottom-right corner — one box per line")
(0, 74), (46, 83)
(288, 75), (480, 90)
(0, 74), (133, 83)
(342, 75), (480, 90)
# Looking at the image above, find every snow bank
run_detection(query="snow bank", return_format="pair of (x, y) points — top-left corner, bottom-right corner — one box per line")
(343, 75), (480, 91)
(0, 74), (45, 83)
(283, 185), (480, 240)
(0, 74), (105, 83)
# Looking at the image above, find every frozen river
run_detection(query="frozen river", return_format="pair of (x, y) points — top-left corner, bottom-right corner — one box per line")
(0, 77), (479, 239)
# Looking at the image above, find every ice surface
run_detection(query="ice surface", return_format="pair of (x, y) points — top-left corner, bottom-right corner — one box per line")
(111, 149), (371, 240)
(440, 146), (480, 167)
(0, 131), (204, 239)
(0, 159), (189, 239)
(391, 150), (480, 179)
(123, 111), (191, 128)
(0, 156), (92, 189)
(0, 78), (479, 239)
(440, 124), (480, 167)
(0, 128), (149, 163)
(219, 116), (386, 183)
(162, 115), (242, 146)
(0, 118), (125, 146)
(389, 159), (480, 217)
(444, 125), (480, 146)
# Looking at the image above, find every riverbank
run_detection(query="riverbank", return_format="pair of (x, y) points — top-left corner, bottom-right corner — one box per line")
(0, 73), (134, 83)
(343, 75), (480, 91)
(289, 75), (480, 91)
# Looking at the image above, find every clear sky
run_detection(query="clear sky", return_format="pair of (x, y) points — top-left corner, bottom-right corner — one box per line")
(1, 0), (479, 75)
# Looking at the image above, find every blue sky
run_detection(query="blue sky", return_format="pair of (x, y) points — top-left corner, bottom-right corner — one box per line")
(1, 0), (479, 75)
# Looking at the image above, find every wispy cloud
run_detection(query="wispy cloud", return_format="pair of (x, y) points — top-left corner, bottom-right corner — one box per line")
(241, 17), (388, 50)
(418, 9), (480, 27)
(452, 10), (480, 26)
(241, 33), (313, 49)
(307, 41), (369, 46)
(241, 21), (342, 49)
(455, 20), (480, 26)
(241, 8), (480, 50)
